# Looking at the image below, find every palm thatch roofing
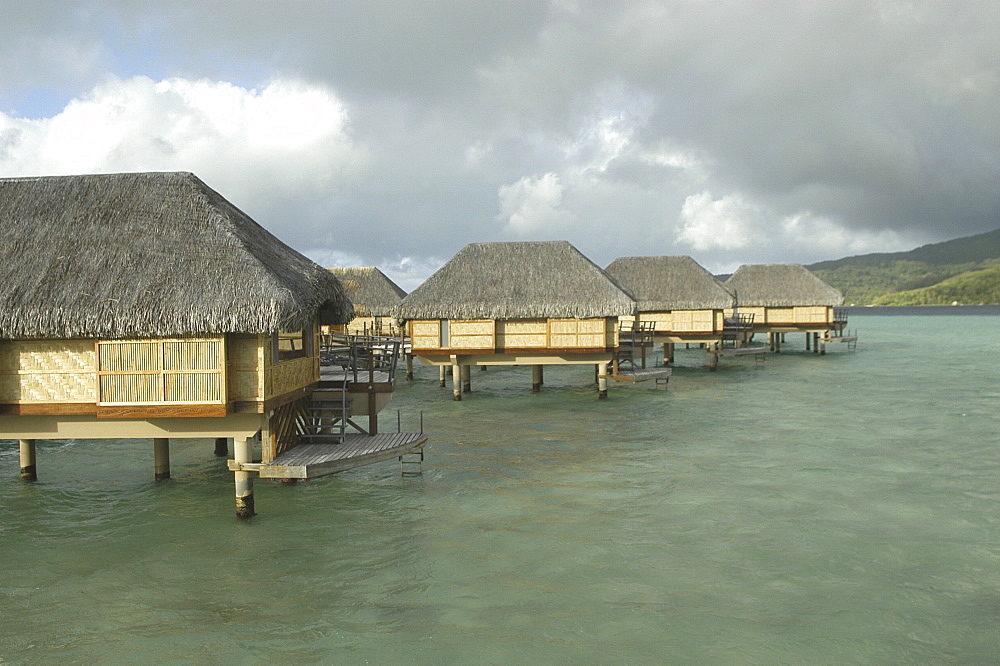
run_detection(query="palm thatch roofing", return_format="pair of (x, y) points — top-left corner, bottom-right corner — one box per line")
(327, 267), (406, 316)
(605, 256), (735, 311)
(725, 264), (844, 307)
(0, 171), (353, 340)
(396, 241), (636, 320)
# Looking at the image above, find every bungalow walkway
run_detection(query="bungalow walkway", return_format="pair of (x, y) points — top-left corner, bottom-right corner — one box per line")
(230, 431), (428, 480)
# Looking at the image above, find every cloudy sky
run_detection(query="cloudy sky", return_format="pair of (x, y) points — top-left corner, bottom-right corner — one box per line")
(2, 1), (997, 289)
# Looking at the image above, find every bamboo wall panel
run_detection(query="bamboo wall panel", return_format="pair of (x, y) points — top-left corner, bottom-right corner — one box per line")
(228, 335), (265, 402)
(549, 319), (606, 348)
(266, 356), (316, 400)
(449, 320), (495, 349)
(101, 373), (161, 403)
(765, 308), (795, 324)
(730, 307), (766, 323)
(793, 306), (832, 323)
(97, 338), (224, 405)
(670, 310), (715, 332)
(164, 373), (222, 402)
(409, 321), (441, 349)
(0, 340), (98, 403)
(497, 319), (547, 348)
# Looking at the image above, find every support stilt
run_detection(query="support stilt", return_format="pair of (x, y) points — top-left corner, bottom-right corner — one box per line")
(19, 439), (37, 482)
(805, 332), (811, 351)
(708, 342), (719, 371)
(214, 437), (229, 457)
(406, 354), (414, 380)
(768, 332), (774, 352)
(462, 364), (471, 393)
(439, 365), (447, 387)
(154, 437), (170, 482)
(813, 332), (820, 354)
(532, 365), (543, 393)
(369, 391), (379, 434)
(452, 363), (462, 401)
(234, 435), (255, 518)
(597, 363), (608, 399)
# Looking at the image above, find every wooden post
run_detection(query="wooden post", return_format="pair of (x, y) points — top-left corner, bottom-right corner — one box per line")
(597, 363), (608, 399)
(767, 332), (774, 352)
(214, 437), (228, 457)
(154, 438), (170, 481)
(532, 365), (542, 392)
(405, 353), (414, 380)
(462, 365), (471, 393)
(452, 363), (461, 401)
(234, 435), (255, 518)
(820, 335), (827, 355)
(813, 332), (820, 354)
(368, 390), (378, 434)
(19, 439), (37, 481)
(439, 365), (447, 387)
(708, 342), (719, 371)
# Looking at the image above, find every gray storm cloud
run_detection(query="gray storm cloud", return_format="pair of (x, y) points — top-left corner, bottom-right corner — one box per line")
(1, 0), (996, 283)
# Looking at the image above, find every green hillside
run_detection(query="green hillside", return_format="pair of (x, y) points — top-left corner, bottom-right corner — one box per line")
(871, 264), (1000, 306)
(807, 228), (1000, 305)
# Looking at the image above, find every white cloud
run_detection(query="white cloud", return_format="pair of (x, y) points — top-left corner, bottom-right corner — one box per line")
(780, 213), (925, 257)
(0, 75), (369, 231)
(496, 172), (575, 236)
(676, 191), (764, 251)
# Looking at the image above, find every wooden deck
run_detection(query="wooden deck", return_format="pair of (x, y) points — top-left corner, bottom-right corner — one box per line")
(320, 367), (393, 385)
(822, 334), (859, 343)
(230, 432), (428, 479)
(720, 345), (770, 357)
(612, 367), (673, 383)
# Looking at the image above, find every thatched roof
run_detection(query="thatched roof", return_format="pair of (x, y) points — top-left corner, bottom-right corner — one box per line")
(605, 256), (735, 311)
(396, 241), (636, 320)
(327, 267), (407, 316)
(725, 264), (844, 307)
(0, 172), (353, 339)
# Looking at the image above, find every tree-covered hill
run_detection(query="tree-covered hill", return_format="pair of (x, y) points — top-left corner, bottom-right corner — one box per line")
(870, 264), (1000, 306)
(807, 228), (1000, 305)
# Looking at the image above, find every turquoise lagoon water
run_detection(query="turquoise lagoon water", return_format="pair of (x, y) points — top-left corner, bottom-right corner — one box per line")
(2, 309), (999, 662)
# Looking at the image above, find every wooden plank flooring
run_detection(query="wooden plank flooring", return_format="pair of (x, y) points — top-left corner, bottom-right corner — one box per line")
(259, 432), (427, 479)
(612, 367), (673, 383)
(320, 368), (393, 384)
(720, 346), (769, 356)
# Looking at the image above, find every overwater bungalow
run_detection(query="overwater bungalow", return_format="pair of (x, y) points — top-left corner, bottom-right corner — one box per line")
(326, 267), (407, 337)
(395, 241), (667, 399)
(724, 264), (854, 353)
(605, 255), (755, 369)
(0, 172), (426, 517)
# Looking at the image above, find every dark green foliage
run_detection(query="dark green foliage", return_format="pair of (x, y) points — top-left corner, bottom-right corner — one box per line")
(807, 228), (1000, 304)
(872, 264), (1000, 305)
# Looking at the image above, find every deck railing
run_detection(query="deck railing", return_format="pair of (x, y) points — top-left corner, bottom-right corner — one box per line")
(320, 333), (402, 384)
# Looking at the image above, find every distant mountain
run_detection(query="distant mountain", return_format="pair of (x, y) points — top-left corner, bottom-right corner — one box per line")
(807, 228), (1000, 305)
